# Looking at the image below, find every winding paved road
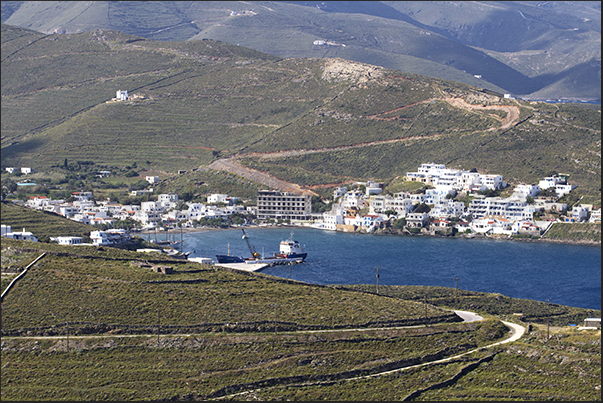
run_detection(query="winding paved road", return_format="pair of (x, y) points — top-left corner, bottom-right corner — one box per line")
(3, 309), (525, 400)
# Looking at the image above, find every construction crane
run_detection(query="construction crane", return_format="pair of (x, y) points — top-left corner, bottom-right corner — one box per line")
(241, 229), (260, 258)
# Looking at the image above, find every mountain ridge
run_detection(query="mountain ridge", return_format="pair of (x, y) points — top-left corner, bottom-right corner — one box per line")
(1, 0), (600, 101)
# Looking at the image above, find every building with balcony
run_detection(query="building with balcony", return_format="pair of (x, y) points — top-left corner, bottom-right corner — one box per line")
(256, 190), (312, 221)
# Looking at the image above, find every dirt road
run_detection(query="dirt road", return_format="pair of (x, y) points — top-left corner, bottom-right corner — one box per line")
(206, 97), (521, 194)
(444, 97), (520, 130)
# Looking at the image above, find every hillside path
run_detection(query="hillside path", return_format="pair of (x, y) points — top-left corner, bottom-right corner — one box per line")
(444, 97), (520, 130)
(206, 96), (520, 194)
(217, 313), (526, 400)
(207, 135), (444, 195)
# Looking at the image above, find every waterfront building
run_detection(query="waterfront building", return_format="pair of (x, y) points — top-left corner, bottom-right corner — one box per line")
(429, 199), (466, 219)
(467, 196), (535, 221)
(256, 190), (312, 221)
(322, 205), (346, 230)
(90, 229), (130, 245)
(369, 194), (414, 217)
(406, 212), (429, 228)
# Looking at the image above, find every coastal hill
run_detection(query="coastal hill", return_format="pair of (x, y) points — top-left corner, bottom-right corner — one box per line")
(1, 0), (600, 101)
(1, 24), (600, 207)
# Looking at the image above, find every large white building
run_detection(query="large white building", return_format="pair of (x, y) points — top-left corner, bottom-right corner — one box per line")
(429, 200), (466, 219)
(157, 193), (178, 210)
(340, 189), (367, 209)
(90, 229), (131, 245)
(538, 175), (576, 196)
(256, 190), (312, 221)
(322, 205), (346, 230)
(513, 184), (542, 200)
(1, 225), (38, 242)
(369, 194), (414, 217)
(467, 196), (536, 221)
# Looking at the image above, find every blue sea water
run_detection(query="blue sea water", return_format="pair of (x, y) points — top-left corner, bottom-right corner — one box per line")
(146, 227), (601, 310)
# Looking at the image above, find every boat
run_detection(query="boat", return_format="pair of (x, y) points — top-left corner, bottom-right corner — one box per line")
(215, 230), (307, 266)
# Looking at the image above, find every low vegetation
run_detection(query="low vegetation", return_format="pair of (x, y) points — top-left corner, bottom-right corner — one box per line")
(542, 222), (601, 243)
(243, 325), (601, 401)
(1, 238), (600, 400)
(1, 24), (600, 210)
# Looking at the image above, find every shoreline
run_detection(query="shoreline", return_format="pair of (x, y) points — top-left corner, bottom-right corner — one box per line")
(138, 224), (601, 247)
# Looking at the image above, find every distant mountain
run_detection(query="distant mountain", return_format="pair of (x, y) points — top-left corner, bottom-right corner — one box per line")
(1, 1), (600, 101)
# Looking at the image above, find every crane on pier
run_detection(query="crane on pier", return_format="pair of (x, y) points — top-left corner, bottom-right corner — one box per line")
(241, 229), (260, 258)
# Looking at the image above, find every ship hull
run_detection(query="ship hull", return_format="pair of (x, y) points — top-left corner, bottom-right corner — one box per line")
(215, 253), (307, 265)
(215, 255), (245, 263)
(216, 232), (307, 266)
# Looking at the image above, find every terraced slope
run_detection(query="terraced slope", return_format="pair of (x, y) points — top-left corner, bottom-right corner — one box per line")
(1, 238), (599, 401)
(1, 24), (601, 205)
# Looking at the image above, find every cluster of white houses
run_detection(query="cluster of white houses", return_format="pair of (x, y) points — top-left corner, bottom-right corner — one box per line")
(1, 224), (130, 246)
(3, 163), (600, 244)
(21, 191), (250, 228)
(316, 164), (599, 235)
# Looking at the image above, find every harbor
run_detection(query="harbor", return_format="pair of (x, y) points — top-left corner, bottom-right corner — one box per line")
(166, 227), (601, 310)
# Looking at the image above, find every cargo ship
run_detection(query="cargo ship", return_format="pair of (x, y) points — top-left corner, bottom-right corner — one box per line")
(215, 230), (307, 265)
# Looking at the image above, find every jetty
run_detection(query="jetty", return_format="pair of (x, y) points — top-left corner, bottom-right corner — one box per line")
(213, 262), (269, 272)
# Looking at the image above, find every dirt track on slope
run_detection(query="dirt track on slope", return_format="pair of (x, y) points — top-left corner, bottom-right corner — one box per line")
(444, 97), (520, 130)
(208, 135), (444, 196)
(208, 158), (319, 196)
(207, 97), (521, 194)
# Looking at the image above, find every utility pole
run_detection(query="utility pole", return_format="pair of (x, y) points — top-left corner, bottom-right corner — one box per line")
(546, 298), (550, 342)
(424, 297), (427, 318)
(375, 267), (380, 294)
(157, 306), (161, 346)
(66, 317), (69, 352)
(453, 278), (460, 305)
(273, 300), (277, 334)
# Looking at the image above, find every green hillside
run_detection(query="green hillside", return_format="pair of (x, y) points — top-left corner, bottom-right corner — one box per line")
(0, 201), (95, 242)
(1, 24), (601, 207)
(1, 238), (600, 401)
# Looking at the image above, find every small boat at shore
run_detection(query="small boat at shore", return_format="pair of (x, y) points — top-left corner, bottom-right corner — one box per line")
(216, 231), (307, 265)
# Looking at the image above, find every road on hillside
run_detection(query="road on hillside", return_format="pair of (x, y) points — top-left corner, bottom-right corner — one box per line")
(219, 312), (526, 400)
(206, 96), (521, 195)
(3, 310), (525, 399)
(453, 310), (483, 322)
(444, 97), (520, 130)
(1, 310), (522, 342)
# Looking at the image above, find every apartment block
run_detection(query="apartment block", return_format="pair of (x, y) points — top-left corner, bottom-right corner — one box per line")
(256, 190), (312, 221)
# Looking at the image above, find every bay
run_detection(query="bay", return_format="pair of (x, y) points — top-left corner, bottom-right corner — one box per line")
(145, 227), (601, 310)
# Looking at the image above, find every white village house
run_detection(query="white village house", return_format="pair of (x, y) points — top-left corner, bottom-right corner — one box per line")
(1, 225), (38, 242)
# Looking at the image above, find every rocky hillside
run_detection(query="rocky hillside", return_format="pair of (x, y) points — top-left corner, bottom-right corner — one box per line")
(2, 1), (600, 101)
